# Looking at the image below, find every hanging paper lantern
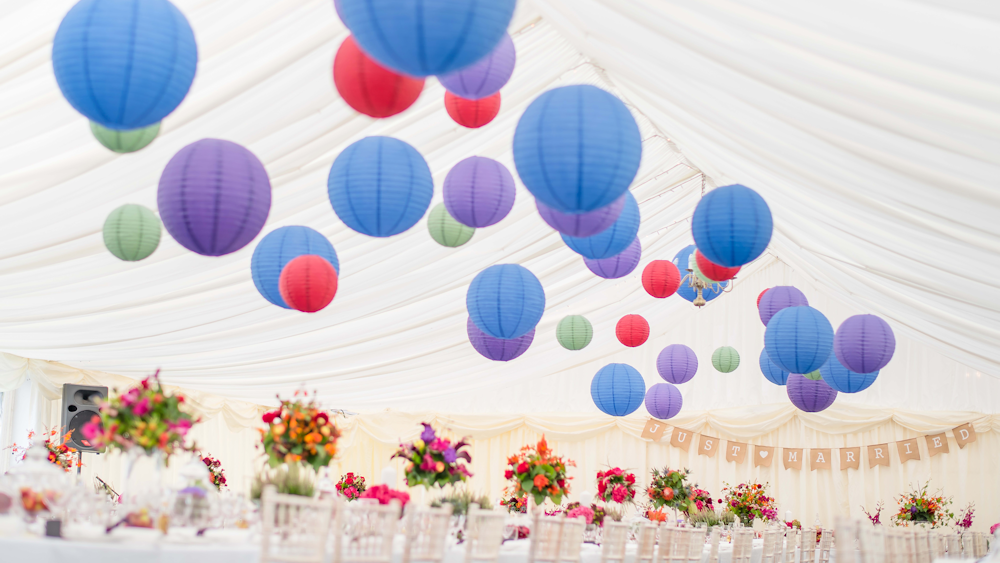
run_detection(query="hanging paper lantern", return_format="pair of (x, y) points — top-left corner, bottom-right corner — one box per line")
(673, 245), (727, 303)
(467, 317), (532, 362)
(758, 349), (790, 386)
(278, 255), (339, 313)
(91, 122), (160, 153)
(251, 227), (339, 309)
(556, 315), (593, 351)
(764, 306), (834, 374)
(561, 192), (640, 260)
(427, 203), (474, 247)
(656, 344), (698, 384)
(819, 355), (879, 394)
(711, 347), (740, 373)
(438, 33), (515, 100)
(616, 314), (649, 347)
(834, 314), (896, 374)
(338, 0), (515, 76)
(645, 383), (683, 420)
(591, 363), (645, 417)
(642, 261), (681, 299)
(689, 254), (718, 286)
(757, 288), (770, 308)
(536, 195), (624, 238)
(328, 136), (433, 238)
(691, 184), (773, 268)
(52, 0), (197, 130)
(443, 157), (515, 228)
(786, 373), (838, 413)
(514, 85), (642, 214)
(466, 264), (545, 340)
(158, 139), (271, 256)
(444, 92), (501, 128)
(758, 286), (808, 326)
(585, 238), (641, 279)
(333, 35), (424, 118)
(803, 370), (823, 381)
(695, 250), (741, 282)
(103, 204), (161, 261)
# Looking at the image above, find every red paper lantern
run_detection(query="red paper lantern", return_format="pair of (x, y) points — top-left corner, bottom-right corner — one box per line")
(333, 35), (425, 118)
(279, 255), (338, 313)
(616, 314), (649, 347)
(695, 250), (741, 282)
(445, 91), (501, 128)
(641, 260), (681, 298)
(757, 288), (770, 308)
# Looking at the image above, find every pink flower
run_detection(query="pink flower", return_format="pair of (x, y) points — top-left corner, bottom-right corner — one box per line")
(567, 506), (594, 524)
(132, 397), (152, 416)
(345, 486), (357, 497)
(428, 438), (450, 452)
(612, 485), (627, 503)
(420, 457), (437, 471)
(120, 388), (140, 408)
(991, 523), (999, 535)
(696, 501), (704, 511)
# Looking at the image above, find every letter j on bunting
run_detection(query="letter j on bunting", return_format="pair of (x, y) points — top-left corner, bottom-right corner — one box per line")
(641, 419), (665, 442)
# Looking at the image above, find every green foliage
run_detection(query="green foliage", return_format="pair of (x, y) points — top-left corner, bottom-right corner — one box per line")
(430, 487), (493, 515)
(251, 461), (316, 499)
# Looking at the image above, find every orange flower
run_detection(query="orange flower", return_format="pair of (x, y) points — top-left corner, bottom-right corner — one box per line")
(534, 474), (550, 489)
(324, 442), (337, 455)
(272, 423), (287, 436)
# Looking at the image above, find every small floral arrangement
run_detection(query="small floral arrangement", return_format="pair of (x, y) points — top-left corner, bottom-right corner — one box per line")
(862, 501), (884, 526)
(955, 503), (974, 530)
(646, 467), (691, 511)
(358, 484), (410, 508)
(393, 423), (472, 488)
(12, 429), (81, 472)
(20, 488), (57, 516)
(596, 468), (637, 504)
(335, 472), (366, 500)
(786, 520), (802, 530)
(645, 507), (668, 522)
(500, 488), (528, 513)
(506, 436), (575, 506)
(82, 371), (197, 460)
(259, 390), (341, 470)
(202, 455), (227, 489)
(891, 482), (953, 528)
(722, 482), (778, 526)
(688, 487), (714, 513)
(567, 505), (595, 524)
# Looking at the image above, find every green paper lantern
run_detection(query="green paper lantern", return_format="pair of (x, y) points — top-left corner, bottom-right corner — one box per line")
(690, 254), (716, 285)
(557, 315), (593, 351)
(103, 204), (161, 261)
(428, 203), (474, 247)
(712, 346), (740, 373)
(90, 121), (161, 153)
(803, 370), (824, 381)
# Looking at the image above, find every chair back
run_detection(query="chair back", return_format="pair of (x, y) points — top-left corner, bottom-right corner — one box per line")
(732, 529), (754, 563)
(817, 529), (833, 563)
(402, 504), (453, 563)
(683, 528), (707, 563)
(706, 529), (721, 563)
(527, 514), (565, 563)
(634, 522), (659, 563)
(800, 529), (817, 563)
(464, 505), (506, 563)
(973, 532), (988, 558)
(761, 528), (780, 563)
(783, 529), (800, 563)
(260, 486), (336, 563)
(333, 499), (402, 563)
(559, 516), (586, 563)
(913, 529), (932, 563)
(945, 533), (962, 559)
(600, 522), (630, 563)
(663, 527), (688, 563)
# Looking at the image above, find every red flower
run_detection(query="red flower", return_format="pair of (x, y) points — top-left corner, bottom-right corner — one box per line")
(262, 411), (280, 424)
(557, 479), (565, 488)
(314, 412), (330, 425)
(625, 474), (635, 484)
(504, 470), (514, 479)
(517, 462), (529, 474)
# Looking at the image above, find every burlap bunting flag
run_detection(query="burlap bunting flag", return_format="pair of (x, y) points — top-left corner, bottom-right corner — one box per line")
(641, 418), (666, 442)
(783, 448), (803, 470)
(698, 435), (719, 457)
(897, 439), (921, 463)
(754, 445), (775, 467)
(726, 441), (748, 464)
(840, 447), (861, 470)
(810, 448), (832, 470)
(953, 423), (977, 449)
(670, 427), (692, 451)
(868, 444), (890, 468)
(926, 433), (949, 457)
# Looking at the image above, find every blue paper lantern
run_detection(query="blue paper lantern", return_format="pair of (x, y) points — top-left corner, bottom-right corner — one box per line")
(758, 348), (790, 386)
(672, 245), (727, 303)
(561, 192), (640, 260)
(691, 184), (773, 268)
(251, 227), (339, 309)
(764, 306), (834, 374)
(514, 85), (642, 214)
(645, 383), (683, 420)
(466, 264), (545, 340)
(52, 0), (198, 130)
(819, 355), (879, 394)
(328, 137), (433, 237)
(591, 363), (645, 417)
(338, 0), (515, 77)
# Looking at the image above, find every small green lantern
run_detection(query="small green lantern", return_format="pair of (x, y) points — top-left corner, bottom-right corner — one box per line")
(557, 315), (593, 351)
(711, 346), (740, 373)
(803, 370), (824, 381)
(103, 204), (162, 261)
(427, 203), (474, 247)
(91, 121), (161, 153)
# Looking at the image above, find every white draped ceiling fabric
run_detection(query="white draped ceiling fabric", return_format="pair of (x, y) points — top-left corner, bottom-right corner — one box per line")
(0, 0), (998, 528)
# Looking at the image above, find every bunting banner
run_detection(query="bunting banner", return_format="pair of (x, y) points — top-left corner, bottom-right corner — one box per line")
(641, 418), (978, 471)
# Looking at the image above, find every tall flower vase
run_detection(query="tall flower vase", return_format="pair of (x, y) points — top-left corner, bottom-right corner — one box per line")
(120, 448), (165, 522)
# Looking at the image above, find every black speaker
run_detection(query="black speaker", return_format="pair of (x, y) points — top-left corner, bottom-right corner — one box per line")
(60, 384), (108, 452)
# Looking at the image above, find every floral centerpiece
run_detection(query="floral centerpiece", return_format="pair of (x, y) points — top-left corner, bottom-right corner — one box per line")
(688, 487), (714, 513)
(597, 468), (636, 504)
(955, 503), (974, 530)
(12, 429), (81, 472)
(82, 371), (198, 460)
(259, 390), (341, 470)
(393, 423), (472, 489)
(201, 455), (227, 490)
(722, 482), (778, 526)
(500, 487), (528, 513)
(646, 467), (692, 511)
(505, 436), (574, 507)
(891, 482), (953, 528)
(335, 472), (366, 500)
(359, 484), (410, 508)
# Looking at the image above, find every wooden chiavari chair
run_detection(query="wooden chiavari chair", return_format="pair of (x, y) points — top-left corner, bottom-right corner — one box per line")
(800, 529), (818, 563)
(332, 499), (402, 563)
(402, 504), (453, 563)
(559, 516), (586, 563)
(260, 485), (336, 563)
(761, 528), (781, 563)
(527, 514), (564, 563)
(599, 522), (630, 563)
(634, 522), (660, 563)
(732, 529), (754, 563)
(463, 505), (506, 563)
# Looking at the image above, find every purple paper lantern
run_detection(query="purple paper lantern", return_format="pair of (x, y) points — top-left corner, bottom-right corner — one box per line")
(584, 238), (641, 279)
(467, 317), (533, 362)
(536, 195), (624, 238)
(656, 344), (698, 384)
(158, 139), (271, 256)
(834, 314), (896, 373)
(438, 33), (515, 100)
(759, 286), (808, 326)
(443, 156), (515, 228)
(645, 383), (683, 420)
(786, 373), (837, 412)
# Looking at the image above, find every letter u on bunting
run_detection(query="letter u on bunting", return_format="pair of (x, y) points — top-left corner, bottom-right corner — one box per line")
(897, 439), (921, 462)
(783, 448), (803, 470)
(699, 435), (718, 457)
(670, 427), (692, 451)
(926, 433), (949, 457)
(868, 444), (890, 468)
(840, 447), (861, 470)
(953, 423), (977, 448)
(754, 445), (774, 467)
(726, 441), (748, 464)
